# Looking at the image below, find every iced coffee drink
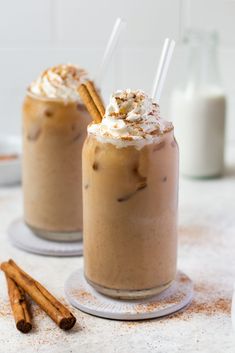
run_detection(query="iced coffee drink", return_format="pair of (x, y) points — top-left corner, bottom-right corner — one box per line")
(23, 64), (92, 241)
(82, 89), (179, 299)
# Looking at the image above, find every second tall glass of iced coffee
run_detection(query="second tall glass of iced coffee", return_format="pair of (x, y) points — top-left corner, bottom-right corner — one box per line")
(23, 64), (92, 241)
(82, 89), (179, 299)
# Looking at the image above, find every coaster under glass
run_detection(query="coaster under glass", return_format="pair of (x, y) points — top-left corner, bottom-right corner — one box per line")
(65, 268), (193, 321)
(8, 218), (83, 257)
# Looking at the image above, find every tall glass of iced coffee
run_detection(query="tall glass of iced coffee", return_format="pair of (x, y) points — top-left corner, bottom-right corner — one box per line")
(23, 64), (92, 241)
(82, 89), (179, 299)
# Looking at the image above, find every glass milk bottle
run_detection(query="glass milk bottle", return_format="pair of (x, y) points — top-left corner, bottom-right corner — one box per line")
(170, 30), (226, 178)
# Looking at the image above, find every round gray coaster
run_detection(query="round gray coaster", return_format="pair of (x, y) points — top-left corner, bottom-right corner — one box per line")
(8, 218), (83, 257)
(65, 269), (193, 320)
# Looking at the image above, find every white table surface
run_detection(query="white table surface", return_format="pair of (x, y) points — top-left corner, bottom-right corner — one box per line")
(0, 146), (235, 353)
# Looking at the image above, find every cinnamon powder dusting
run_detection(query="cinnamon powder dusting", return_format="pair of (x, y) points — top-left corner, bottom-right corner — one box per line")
(0, 298), (11, 317)
(71, 289), (94, 302)
(186, 298), (231, 315)
(168, 282), (231, 320)
(123, 280), (231, 329)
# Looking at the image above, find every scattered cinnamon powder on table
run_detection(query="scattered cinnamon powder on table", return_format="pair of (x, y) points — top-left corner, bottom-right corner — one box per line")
(0, 154), (18, 162)
(168, 281), (231, 321)
(123, 281), (232, 328)
(167, 298), (231, 322)
(178, 225), (211, 246)
(0, 298), (11, 317)
(189, 298), (230, 315)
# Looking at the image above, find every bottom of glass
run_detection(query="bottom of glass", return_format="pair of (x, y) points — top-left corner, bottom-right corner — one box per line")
(86, 277), (173, 300)
(26, 223), (82, 242)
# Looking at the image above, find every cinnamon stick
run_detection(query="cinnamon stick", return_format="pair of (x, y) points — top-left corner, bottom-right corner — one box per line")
(1, 260), (76, 330)
(5, 275), (32, 333)
(85, 81), (105, 117)
(78, 81), (105, 123)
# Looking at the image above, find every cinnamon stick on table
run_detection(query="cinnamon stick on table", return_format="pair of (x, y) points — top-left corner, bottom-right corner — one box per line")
(1, 260), (76, 331)
(5, 275), (32, 333)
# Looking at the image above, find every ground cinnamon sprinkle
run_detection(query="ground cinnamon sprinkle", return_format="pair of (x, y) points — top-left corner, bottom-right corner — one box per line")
(168, 297), (231, 322)
(123, 280), (232, 328)
(71, 289), (94, 300)
(190, 298), (231, 315)
(0, 298), (11, 317)
(178, 225), (210, 245)
(179, 274), (189, 284)
(30, 303), (47, 318)
(135, 292), (186, 314)
(168, 282), (231, 320)
(135, 302), (161, 314)
(0, 154), (18, 161)
(121, 136), (134, 141)
(124, 298), (231, 328)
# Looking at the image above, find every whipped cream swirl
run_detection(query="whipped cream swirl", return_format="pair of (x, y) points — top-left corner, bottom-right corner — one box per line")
(29, 64), (89, 101)
(88, 89), (173, 148)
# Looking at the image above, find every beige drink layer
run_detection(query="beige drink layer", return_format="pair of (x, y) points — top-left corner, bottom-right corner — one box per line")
(23, 94), (91, 235)
(83, 129), (178, 293)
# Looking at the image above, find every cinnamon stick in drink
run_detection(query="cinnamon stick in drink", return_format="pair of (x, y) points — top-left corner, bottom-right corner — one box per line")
(1, 260), (76, 330)
(85, 81), (105, 117)
(5, 275), (32, 333)
(78, 81), (105, 123)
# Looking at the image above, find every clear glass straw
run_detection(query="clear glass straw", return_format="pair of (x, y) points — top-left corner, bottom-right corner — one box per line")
(96, 17), (126, 86)
(151, 38), (175, 103)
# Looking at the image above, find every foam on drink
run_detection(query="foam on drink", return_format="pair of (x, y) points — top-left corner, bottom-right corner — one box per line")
(29, 64), (89, 101)
(88, 89), (172, 149)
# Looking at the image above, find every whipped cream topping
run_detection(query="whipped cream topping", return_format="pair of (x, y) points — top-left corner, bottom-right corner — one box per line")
(88, 89), (173, 148)
(29, 64), (89, 101)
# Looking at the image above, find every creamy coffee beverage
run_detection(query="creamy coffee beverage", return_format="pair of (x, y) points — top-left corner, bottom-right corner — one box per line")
(23, 64), (92, 241)
(82, 89), (179, 299)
